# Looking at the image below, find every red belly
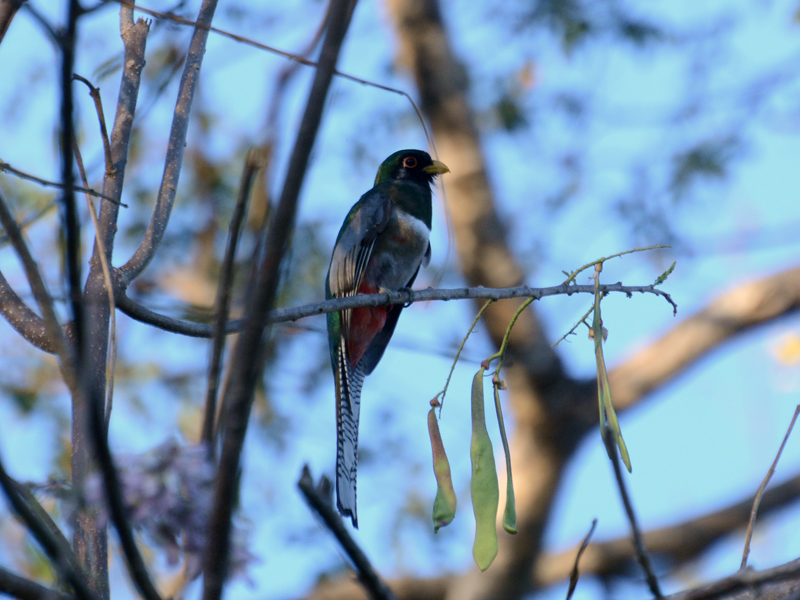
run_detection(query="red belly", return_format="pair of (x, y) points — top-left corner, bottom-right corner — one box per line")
(347, 281), (388, 367)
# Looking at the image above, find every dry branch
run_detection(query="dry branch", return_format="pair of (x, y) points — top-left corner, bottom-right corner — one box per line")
(201, 2), (355, 599)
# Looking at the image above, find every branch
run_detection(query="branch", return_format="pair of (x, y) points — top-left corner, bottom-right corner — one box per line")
(201, 150), (263, 446)
(666, 557), (800, 600)
(303, 467), (800, 600)
(60, 0), (83, 357)
(605, 436), (662, 598)
(119, 0), (219, 283)
(298, 467), (398, 600)
(0, 566), (71, 600)
(116, 281), (674, 337)
(534, 470), (800, 586)
(0, 161), (123, 205)
(0, 455), (97, 600)
(610, 265), (800, 413)
(742, 405), (800, 569)
(202, 2), (355, 598)
(0, 192), (74, 375)
(0, 267), (55, 352)
(0, 0), (26, 46)
(72, 9), (149, 600)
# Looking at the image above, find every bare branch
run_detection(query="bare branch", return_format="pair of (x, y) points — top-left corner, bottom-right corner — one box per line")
(303, 466), (800, 600)
(0, 566), (71, 600)
(0, 0), (27, 48)
(60, 0), (83, 358)
(0, 268), (54, 352)
(535, 471), (800, 587)
(202, 2), (355, 598)
(0, 162), (123, 205)
(119, 0), (220, 283)
(0, 455), (97, 600)
(0, 192), (74, 372)
(565, 519), (596, 600)
(19, 2), (58, 44)
(605, 436), (662, 598)
(202, 150), (263, 446)
(115, 281), (674, 337)
(71, 75), (113, 174)
(298, 467), (398, 600)
(86, 387), (163, 600)
(666, 557), (800, 600)
(741, 405), (800, 569)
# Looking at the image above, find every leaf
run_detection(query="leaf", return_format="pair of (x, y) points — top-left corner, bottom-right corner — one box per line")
(653, 261), (676, 286)
(428, 407), (457, 532)
(492, 382), (516, 534)
(470, 367), (499, 570)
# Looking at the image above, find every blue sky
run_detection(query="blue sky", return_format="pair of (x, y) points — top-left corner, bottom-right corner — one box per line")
(1, 1), (800, 599)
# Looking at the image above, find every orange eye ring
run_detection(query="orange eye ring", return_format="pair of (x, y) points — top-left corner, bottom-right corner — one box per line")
(403, 156), (418, 169)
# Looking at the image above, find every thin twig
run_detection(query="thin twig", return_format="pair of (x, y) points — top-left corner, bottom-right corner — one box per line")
(20, 2), (58, 44)
(562, 245), (671, 285)
(740, 404), (800, 569)
(114, 0), (436, 150)
(115, 280), (678, 338)
(298, 466), (398, 600)
(434, 299), (493, 412)
(202, 2), (355, 598)
(119, 0), (220, 283)
(553, 304), (594, 347)
(201, 150), (263, 448)
(566, 518), (597, 600)
(0, 454), (97, 600)
(0, 199), (58, 246)
(72, 74), (114, 175)
(605, 435), (662, 598)
(0, 161), (125, 205)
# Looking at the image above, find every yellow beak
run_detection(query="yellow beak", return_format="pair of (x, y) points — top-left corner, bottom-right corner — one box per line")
(423, 160), (450, 175)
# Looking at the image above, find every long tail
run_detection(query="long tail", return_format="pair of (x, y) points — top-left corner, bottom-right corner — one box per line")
(335, 338), (364, 528)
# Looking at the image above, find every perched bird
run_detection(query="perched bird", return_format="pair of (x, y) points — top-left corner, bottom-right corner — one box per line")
(326, 149), (449, 527)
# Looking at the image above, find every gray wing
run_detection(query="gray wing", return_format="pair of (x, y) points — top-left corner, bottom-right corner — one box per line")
(328, 190), (393, 334)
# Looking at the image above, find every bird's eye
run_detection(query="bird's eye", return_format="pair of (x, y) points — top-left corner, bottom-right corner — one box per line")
(403, 156), (418, 169)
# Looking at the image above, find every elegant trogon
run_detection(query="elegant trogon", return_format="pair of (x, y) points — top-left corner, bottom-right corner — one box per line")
(326, 149), (449, 527)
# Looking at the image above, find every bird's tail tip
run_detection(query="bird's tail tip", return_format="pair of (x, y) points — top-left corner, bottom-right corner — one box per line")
(337, 501), (358, 528)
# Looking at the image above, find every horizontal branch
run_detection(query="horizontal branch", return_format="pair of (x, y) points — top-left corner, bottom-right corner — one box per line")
(116, 281), (675, 338)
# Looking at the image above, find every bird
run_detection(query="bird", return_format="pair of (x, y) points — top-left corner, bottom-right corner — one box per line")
(325, 149), (449, 527)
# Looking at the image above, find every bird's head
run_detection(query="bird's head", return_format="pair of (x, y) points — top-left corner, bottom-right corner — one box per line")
(374, 149), (450, 187)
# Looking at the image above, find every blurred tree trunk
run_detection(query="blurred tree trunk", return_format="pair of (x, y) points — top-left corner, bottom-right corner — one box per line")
(386, 1), (597, 599)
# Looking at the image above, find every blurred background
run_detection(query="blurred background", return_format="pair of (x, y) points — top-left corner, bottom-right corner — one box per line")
(1, 1), (800, 599)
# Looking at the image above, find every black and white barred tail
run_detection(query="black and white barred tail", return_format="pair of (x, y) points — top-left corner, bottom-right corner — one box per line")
(335, 337), (365, 528)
